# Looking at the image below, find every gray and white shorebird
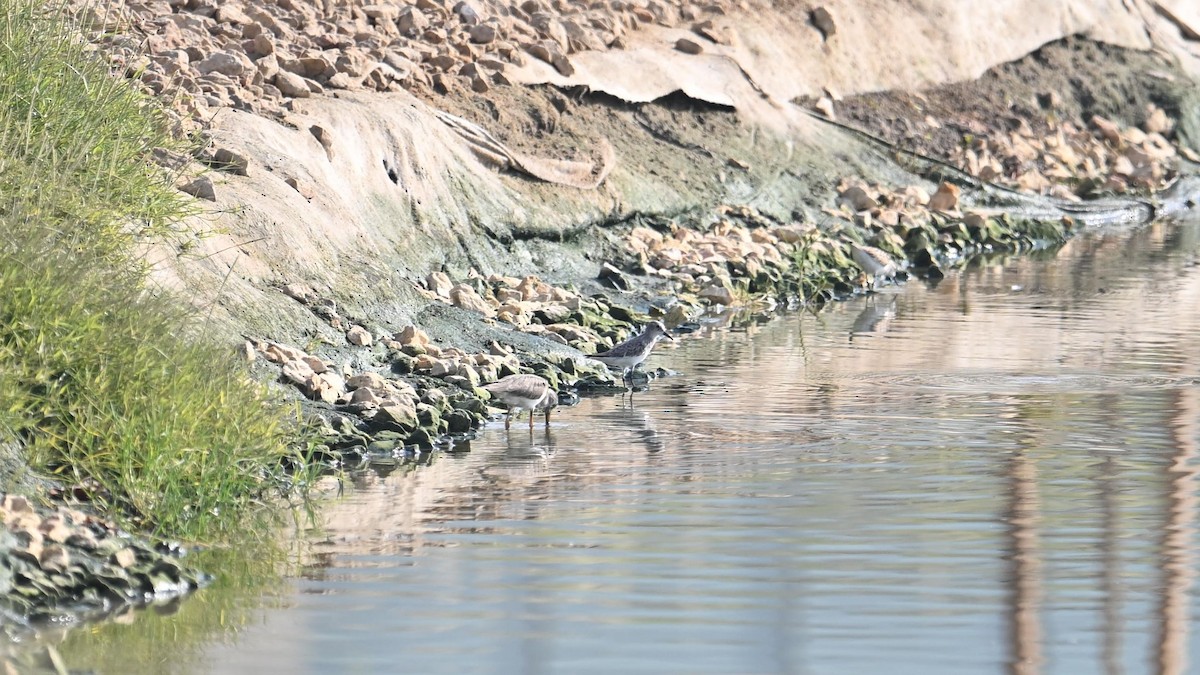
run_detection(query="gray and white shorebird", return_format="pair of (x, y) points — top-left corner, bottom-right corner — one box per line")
(482, 373), (558, 430)
(850, 243), (898, 286)
(590, 320), (674, 379)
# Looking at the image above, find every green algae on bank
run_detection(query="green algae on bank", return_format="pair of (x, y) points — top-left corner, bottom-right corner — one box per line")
(270, 182), (1096, 467)
(249, 92), (1191, 462)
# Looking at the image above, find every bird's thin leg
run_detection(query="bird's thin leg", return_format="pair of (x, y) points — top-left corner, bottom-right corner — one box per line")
(504, 411), (512, 430)
(544, 408), (552, 427)
(528, 410), (535, 430)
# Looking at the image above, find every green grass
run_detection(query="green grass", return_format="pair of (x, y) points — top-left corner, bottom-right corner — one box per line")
(0, 0), (303, 541)
(0, 1), (191, 257)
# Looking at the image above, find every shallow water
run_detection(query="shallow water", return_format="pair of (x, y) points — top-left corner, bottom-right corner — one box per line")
(63, 220), (1200, 673)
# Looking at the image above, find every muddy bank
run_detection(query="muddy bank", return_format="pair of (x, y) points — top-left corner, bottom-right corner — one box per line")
(119, 0), (1200, 353)
(160, 33), (1198, 469)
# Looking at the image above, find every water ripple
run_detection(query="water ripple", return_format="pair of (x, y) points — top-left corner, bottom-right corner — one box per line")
(195, 222), (1200, 675)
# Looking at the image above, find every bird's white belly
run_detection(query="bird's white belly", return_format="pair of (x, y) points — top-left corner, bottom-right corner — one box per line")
(593, 354), (644, 369)
(497, 393), (548, 411)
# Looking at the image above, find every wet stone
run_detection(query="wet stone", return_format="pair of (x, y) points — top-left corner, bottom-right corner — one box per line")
(445, 409), (474, 433)
(417, 403), (441, 428)
(405, 428), (434, 447)
(452, 396), (487, 415)
(549, 355), (577, 375)
(371, 402), (418, 432)
(422, 387), (450, 410)
(573, 376), (630, 393)
(0, 498), (208, 621)
(367, 438), (401, 453)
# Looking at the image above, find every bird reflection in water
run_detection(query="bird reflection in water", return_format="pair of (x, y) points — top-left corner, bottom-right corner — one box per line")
(849, 294), (898, 342)
(594, 395), (668, 455)
(500, 425), (559, 463)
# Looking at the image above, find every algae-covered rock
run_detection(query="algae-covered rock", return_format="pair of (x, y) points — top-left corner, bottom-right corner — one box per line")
(445, 409), (474, 434)
(456, 363), (482, 387)
(401, 343), (428, 357)
(451, 396), (488, 416)
(528, 363), (560, 390)
(390, 353), (415, 374)
(405, 428), (434, 447)
(367, 438), (402, 453)
(371, 402), (419, 432)
(422, 387), (450, 411)
(549, 354), (577, 375)
(606, 304), (650, 324)
(416, 403), (441, 429)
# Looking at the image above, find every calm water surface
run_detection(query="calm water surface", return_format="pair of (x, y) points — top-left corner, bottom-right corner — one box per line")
(69, 221), (1200, 673)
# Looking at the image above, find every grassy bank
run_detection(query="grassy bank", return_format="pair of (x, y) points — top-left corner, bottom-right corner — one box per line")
(0, 0), (299, 540)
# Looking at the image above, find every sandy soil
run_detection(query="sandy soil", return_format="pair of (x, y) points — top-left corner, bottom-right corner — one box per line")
(76, 0), (1192, 203)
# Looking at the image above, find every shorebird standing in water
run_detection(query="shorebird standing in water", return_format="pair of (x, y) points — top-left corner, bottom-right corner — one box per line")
(850, 243), (898, 288)
(483, 373), (558, 430)
(590, 320), (674, 380)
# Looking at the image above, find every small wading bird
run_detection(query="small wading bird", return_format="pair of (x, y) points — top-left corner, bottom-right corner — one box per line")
(482, 373), (558, 430)
(850, 243), (898, 288)
(590, 320), (674, 380)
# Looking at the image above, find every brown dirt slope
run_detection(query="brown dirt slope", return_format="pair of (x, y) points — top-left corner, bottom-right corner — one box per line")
(822, 37), (1186, 163)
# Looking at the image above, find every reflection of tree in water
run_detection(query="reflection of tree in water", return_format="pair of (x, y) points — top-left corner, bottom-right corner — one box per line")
(1004, 443), (1043, 675)
(1099, 454), (1123, 675)
(1155, 385), (1198, 675)
(1001, 379), (1200, 674)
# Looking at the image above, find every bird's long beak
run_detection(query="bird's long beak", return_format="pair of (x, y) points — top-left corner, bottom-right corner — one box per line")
(663, 331), (675, 341)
